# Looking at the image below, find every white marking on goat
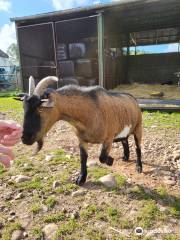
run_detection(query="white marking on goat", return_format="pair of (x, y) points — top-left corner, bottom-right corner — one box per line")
(115, 125), (131, 139)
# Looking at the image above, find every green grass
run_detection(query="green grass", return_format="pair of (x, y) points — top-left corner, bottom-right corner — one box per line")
(136, 200), (165, 229)
(43, 213), (65, 223)
(31, 227), (43, 240)
(0, 97), (23, 122)
(114, 174), (126, 189)
(1, 222), (22, 240)
(164, 235), (180, 240)
(81, 204), (99, 220)
(107, 207), (119, 221)
(143, 111), (180, 130)
(130, 185), (152, 200)
(44, 196), (57, 209)
(156, 186), (168, 199)
(0, 90), (20, 98)
(85, 228), (106, 240)
(169, 199), (180, 218)
(53, 220), (78, 239)
(0, 164), (6, 174)
(89, 166), (109, 181)
(30, 203), (41, 214)
(17, 177), (43, 190)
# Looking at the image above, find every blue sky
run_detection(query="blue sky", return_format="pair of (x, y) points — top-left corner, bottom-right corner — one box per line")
(0, 0), (179, 53)
(0, 0), (113, 51)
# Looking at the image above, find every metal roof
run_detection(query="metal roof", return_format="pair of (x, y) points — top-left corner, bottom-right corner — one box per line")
(11, 0), (180, 33)
(11, 0), (140, 22)
(0, 49), (9, 58)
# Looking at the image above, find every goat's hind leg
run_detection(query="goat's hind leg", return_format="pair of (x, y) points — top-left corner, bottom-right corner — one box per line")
(134, 125), (142, 173)
(113, 137), (129, 161)
(76, 142), (88, 186)
(99, 141), (114, 166)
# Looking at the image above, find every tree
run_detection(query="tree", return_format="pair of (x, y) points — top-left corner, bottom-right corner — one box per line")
(7, 43), (20, 65)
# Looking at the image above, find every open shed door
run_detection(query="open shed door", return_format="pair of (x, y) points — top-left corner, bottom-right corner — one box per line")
(17, 22), (56, 91)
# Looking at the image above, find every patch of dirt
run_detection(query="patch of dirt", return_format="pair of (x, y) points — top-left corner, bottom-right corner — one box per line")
(0, 117), (180, 239)
(44, 121), (180, 194)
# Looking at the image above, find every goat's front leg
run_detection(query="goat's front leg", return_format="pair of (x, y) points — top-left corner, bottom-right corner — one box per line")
(99, 141), (114, 166)
(76, 142), (88, 186)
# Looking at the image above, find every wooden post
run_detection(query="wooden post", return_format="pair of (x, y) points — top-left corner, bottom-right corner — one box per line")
(97, 12), (105, 87)
(52, 22), (59, 78)
(15, 23), (24, 91)
(125, 33), (130, 83)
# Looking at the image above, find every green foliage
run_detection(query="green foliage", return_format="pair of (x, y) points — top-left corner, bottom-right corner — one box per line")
(85, 228), (106, 240)
(136, 200), (163, 228)
(81, 204), (98, 220)
(17, 177), (42, 190)
(114, 174), (126, 188)
(169, 199), (180, 218)
(54, 220), (78, 239)
(156, 186), (168, 199)
(2, 222), (22, 240)
(44, 197), (57, 209)
(30, 203), (41, 214)
(7, 43), (20, 65)
(31, 227), (43, 240)
(107, 207), (119, 220)
(164, 235), (180, 240)
(43, 213), (65, 223)
(89, 167), (109, 181)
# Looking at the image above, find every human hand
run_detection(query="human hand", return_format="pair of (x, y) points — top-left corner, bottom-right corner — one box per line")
(0, 145), (14, 168)
(0, 120), (22, 146)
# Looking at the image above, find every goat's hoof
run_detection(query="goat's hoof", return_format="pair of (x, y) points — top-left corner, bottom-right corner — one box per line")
(106, 156), (114, 166)
(122, 156), (129, 162)
(76, 175), (87, 186)
(136, 166), (142, 173)
(99, 158), (106, 164)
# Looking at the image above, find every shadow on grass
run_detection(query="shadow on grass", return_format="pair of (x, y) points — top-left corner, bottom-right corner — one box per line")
(81, 177), (180, 219)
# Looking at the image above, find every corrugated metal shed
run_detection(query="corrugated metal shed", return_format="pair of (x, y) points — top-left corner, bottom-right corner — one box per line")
(11, 0), (180, 90)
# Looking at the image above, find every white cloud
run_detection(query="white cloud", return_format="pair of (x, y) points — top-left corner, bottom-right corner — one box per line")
(51, 0), (89, 10)
(0, 0), (11, 12)
(165, 43), (179, 53)
(0, 23), (16, 52)
(93, 1), (100, 4)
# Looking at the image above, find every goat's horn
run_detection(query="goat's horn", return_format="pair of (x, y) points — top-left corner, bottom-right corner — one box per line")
(29, 76), (36, 95)
(34, 76), (58, 96)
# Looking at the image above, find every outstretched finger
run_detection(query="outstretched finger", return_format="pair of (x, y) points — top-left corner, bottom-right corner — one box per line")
(3, 130), (22, 141)
(0, 138), (21, 146)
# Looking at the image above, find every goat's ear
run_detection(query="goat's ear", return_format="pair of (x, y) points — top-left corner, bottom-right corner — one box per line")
(41, 99), (55, 108)
(13, 93), (28, 101)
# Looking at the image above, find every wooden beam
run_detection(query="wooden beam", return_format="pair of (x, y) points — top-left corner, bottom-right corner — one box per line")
(97, 12), (105, 87)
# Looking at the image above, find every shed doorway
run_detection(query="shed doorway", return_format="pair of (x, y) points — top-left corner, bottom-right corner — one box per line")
(55, 16), (99, 86)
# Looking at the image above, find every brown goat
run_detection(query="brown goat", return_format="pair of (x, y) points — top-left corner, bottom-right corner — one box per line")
(17, 76), (142, 185)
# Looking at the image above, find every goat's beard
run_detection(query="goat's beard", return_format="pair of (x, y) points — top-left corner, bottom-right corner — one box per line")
(32, 139), (44, 155)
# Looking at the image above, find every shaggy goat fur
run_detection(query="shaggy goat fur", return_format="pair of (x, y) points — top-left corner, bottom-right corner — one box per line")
(20, 84), (142, 185)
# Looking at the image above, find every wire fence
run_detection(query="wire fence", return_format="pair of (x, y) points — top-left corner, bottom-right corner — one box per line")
(0, 65), (21, 90)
